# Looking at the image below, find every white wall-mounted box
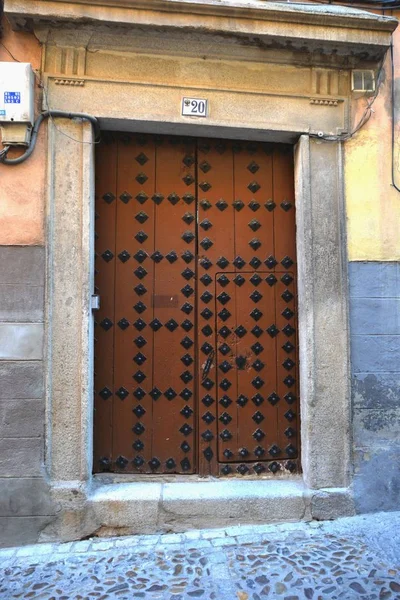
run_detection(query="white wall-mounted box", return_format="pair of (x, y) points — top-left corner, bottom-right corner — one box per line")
(0, 62), (35, 125)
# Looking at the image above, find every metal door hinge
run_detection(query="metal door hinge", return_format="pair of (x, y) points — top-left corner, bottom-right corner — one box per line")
(91, 294), (100, 311)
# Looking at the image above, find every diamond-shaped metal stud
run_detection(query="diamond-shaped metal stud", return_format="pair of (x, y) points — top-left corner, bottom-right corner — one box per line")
(182, 231), (195, 244)
(181, 319), (193, 332)
(133, 456), (145, 468)
(202, 429), (214, 442)
(150, 319), (162, 332)
(247, 161), (259, 174)
(249, 200), (261, 212)
(183, 155), (195, 167)
(164, 388), (177, 401)
(133, 352), (146, 366)
(285, 427), (296, 438)
(134, 266), (147, 280)
(152, 193), (164, 205)
(250, 290), (263, 303)
(135, 152), (148, 165)
(202, 394), (214, 407)
(182, 212), (195, 225)
(200, 274), (212, 286)
(102, 250), (114, 262)
(219, 395), (232, 408)
(117, 318), (129, 330)
(233, 200), (244, 211)
(283, 358), (295, 371)
(199, 160), (211, 173)
(265, 255), (278, 269)
(180, 388), (193, 401)
(282, 341), (295, 353)
(216, 257), (229, 269)
(219, 361), (232, 374)
(281, 256), (294, 269)
(134, 284), (147, 296)
(133, 423), (145, 435)
(100, 318), (113, 331)
(251, 326), (263, 339)
(181, 303), (193, 315)
(220, 378), (231, 391)
(201, 291), (213, 304)
(202, 325), (212, 337)
(217, 275), (229, 288)
(248, 219), (261, 232)
(199, 181), (211, 192)
(221, 465), (232, 475)
(269, 444), (281, 457)
(149, 457), (161, 470)
(253, 429), (265, 441)
(133, 404), (146, 418)
(134, 250), (148, 264)
(203, 447), (214, 462)
(181, 336), (193, 350)
(103, 192), (115, 204)
(252, 359), (265, 372)
(250, 308), (263, 321)
(217, 292), (230, 305)
(281, 200), (293, 212)
(181, 354), (194, 367)
(237, 394), (248, 407)
(202, 378), (214, 391)
(133, 371), (146, 384)
(254, 446), (265, 457)
(216, 199), (228, 211)
(182, 268), (195, 280)
(183, 174), (195, 186)
(180, 371), (193, 384)
(134, 301), (146, 314)
(200, 237), (213, 251)
(135, 231), (148, 244)
(286, 444), (297, 458)
(254, 463), (265, 475)
(250, 257), (262, 269)
(267, 325), (279, 338)
(181, 441), (191, 452)
(133, 387), (146, 401)
(252, 393), (264, 406)
(116, 455), (128, 468)
(249, 239), (261, 251)
(135, 192), (148, 204)
(252, 376), (264, 389)
(99, 387), (112, 400)
(200, 258), (212, 270)
(182, 250), (195, 264)
(151, 250), (163, 263)
(136, 173), (148, 185)
(165, 319), (178, 332)
(268, 392), (280, 406)
(284, 375), (296, 387)
(265, 200), (276, 212)
(233, 274), (245, 287)
(219, 326), (231, 339)
(285, 393), (297, 406)
(220, 429), (232, 441)
(250, 274), (262, 287)
(168, 193), (180, 205)
(248, 181), (260, 193)
(266, 275), (277, 287)
(235, 325), (247, 338)
(180, 423), (193, 436)
(281, 273), (294, 285)
(283, 324), (295, 337)
(218, 308), (231, 322)
(233, 256), (246, 269)
(133, 318), (146, 331)
(201, 308), (213, 321)
(200, 199), (212, 210)
(282, 308), (294, 320)
(219, 343), (231, 356)
(200, 219), (212, 231)
(181, 458), (191, 471)
(181, 405), (193, 419)
(202, 411), (215, 424)
(237, 464), (249, 475)
(166, 458), (176, 470)
(181, 284), (194, 298)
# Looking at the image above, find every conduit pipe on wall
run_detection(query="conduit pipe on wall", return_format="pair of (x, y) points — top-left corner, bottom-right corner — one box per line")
(0, 110), (100, 165)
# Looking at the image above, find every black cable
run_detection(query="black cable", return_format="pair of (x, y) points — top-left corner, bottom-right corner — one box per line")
(0, 110), (101, 165)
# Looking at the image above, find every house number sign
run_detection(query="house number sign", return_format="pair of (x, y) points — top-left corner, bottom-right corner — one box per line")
(182, 97), (208, 117)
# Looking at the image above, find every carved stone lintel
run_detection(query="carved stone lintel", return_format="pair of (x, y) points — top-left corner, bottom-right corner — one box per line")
(55, 79), (85, 86)
(310, 98), (343, 107)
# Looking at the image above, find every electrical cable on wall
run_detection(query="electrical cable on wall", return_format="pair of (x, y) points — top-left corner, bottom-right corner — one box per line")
(390, 40), (400, 192)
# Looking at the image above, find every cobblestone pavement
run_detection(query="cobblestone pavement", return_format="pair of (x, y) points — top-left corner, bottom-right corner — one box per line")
(1, 512), (400, 600)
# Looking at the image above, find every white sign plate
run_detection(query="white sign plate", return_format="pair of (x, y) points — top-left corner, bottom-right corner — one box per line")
(182, 97), (208, 118)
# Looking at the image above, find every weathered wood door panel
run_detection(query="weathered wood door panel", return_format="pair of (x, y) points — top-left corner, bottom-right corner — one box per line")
(94, 134), (299, 476)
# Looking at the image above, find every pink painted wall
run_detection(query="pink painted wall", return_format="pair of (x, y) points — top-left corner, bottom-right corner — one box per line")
(0, 18), (45, 245)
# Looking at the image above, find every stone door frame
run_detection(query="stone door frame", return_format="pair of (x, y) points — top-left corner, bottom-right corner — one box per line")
(45, 117), (352, 514)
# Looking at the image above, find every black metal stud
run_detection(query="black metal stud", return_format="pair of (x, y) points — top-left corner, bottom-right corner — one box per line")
(182, 212), (195, 225)
(183, 175), (195, 186)
(218, 326), (231, 339)
(251, 344), (263, 358)
(200, 258), (212, 270)
(103, 192), (115, 204)
(135, 231), (148, 244)
(249, 239), (261, 251)
(250, 257), (262, 269)
(168, 193), (180, 205)
(252, 359), (265, 372)
(283, 324), (295, 336)
(134, 250), (148, 264)
(183, 155), (195, 167)
(249, 219), (261, 232)
(233, 256), (246, 269)
(164, 388), (177, 400)
(135, 192), (148, 204)
(216, 199), (228, 211)
(284, 375), (296, 387)
(200, 237), (213, 251)
(133, 423), (145, 435)
(282, 308), (294, 320)
(201, 342), (213, 355)
(220, 395), (232, 408)
(200, 199), (212, 210)
(254, 463), (265, 475)
(233, 274), (245, 287)
(180, 388), (193, 401)
(152, 193), (164, 205)
(265, 200), (276, 212)
(102, 250), (114, 262)
(116, 455), (128, 468)
(285, 427), (296, 438)
(202, 412), (215, 424)
(253, 429), (265, 441)
(223, 449), (233, 459)
(134, 284), (147, 297)
(286, 460), (297, 472)
(181, 285), (194, 298)
(135, 152), (148, 165)
(221, 465), (232, 475)
(100, 318), (113, 331)
(133, 352), (146, 366)
(220, 379), (231, 391)
(283, 358), (295, 371)
(281, 200), (292, 212)
(284, 409), (296, 421)
(133, 405), (146, 418)
(201, 291), (213, 304)
(200, 219), (212, 231)
(252, 393), (264, 407)
(219, 343), (231, 356)
(216, 257), (229, 269)
(250, 308), (263, 321)
(201, 308), (213, 320)
(237, 464), (249, 475)
(135, 208), (148, 223)
(269, 462), (280, 474)
(219, 361), (232, 374)
(179, 423), (193, 436)
(134, 302), (146, 315)
(282, 341), (295, 353)
(199, 181), (211, 192)
(181, 336), (194, 350)
(236, 355), (246, 370)
(166, 458), (176, 469)
(239, 448), (249, 458)
(200, 274), (212, 286)
(235, 325), (247, 338)
(237, 394), (248, 407)
(134, 266), (147, 280)
(249, 200), (261, 212)
(286, 444), (297, 458)
(149, 319), (162, 331)
(199, 160), (211, 173)
(250, 290), (263, 303)
(117, 318), (130, 330)
(182, 250), (195, 264)
(181, 405), (194, 419)
(165, 319), (178, 332)
(284, 393), (297, 406)
(248, 181), (261, 193)
(203, 447), (214, 462)
(149, 387), (162, 401)
(252, 376), (264, 389)
(180, 371), (193, 384)
(202, 325), (212, 337)
(220, 429), (232, 441)
(217, 292), (230, 305)
(254, 446), (265, 457)
(250, 274), (262, 287)
(202, 395), (214, 407)
(266, 324), (279, 338)
(252, 411), (264, 424)
(202, 430), (213, 442)
(151, 251), (163, 263)
(268, 392), (280, 406)
(281, 256), (294, 269)
(218, 309), (231, 323)
(181, 441), (191, 452)
(133, 440), (144, 451)
(182, 231), (195, 244)
(149, 457), (161, 470)
(133, 386), (146, 400)
(182, 268), (195, 280)
(281, 273), (294, 285)
(265, 256), (278, 269)
(233, 200), (244, 211)
(247, 161), (259, 174)
(202, 378), (214, 390)
(251, 326), (263, 339)
(99, 387), (112, 400)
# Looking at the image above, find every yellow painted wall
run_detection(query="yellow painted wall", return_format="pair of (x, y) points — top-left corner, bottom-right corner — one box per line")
(0, 19), (45, 245)
(345, 11), (400, 261)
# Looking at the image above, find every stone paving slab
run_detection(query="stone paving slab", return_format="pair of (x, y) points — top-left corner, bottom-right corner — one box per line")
(1, 512), (400, 599)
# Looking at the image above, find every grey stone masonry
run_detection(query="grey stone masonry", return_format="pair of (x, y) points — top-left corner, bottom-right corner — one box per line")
(0, 246), (53, 547)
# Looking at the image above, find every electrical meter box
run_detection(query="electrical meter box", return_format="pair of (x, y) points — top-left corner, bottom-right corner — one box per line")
(0, 62), (35, 125)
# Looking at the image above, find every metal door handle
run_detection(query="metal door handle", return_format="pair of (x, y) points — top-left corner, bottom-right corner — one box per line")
(202, 349), (215, 380)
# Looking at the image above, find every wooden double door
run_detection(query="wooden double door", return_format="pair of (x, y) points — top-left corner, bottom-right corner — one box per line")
(94, 133), (299, 477)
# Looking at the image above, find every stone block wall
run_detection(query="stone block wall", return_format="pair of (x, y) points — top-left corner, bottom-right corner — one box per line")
(350, 262), (400, 513)
(0, 247), (54, 546)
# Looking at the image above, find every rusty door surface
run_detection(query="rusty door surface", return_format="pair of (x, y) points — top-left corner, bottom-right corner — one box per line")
(94, 134), (299, 476)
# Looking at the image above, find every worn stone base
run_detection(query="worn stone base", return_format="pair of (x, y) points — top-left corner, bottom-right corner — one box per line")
(36, 479), (355, 544)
